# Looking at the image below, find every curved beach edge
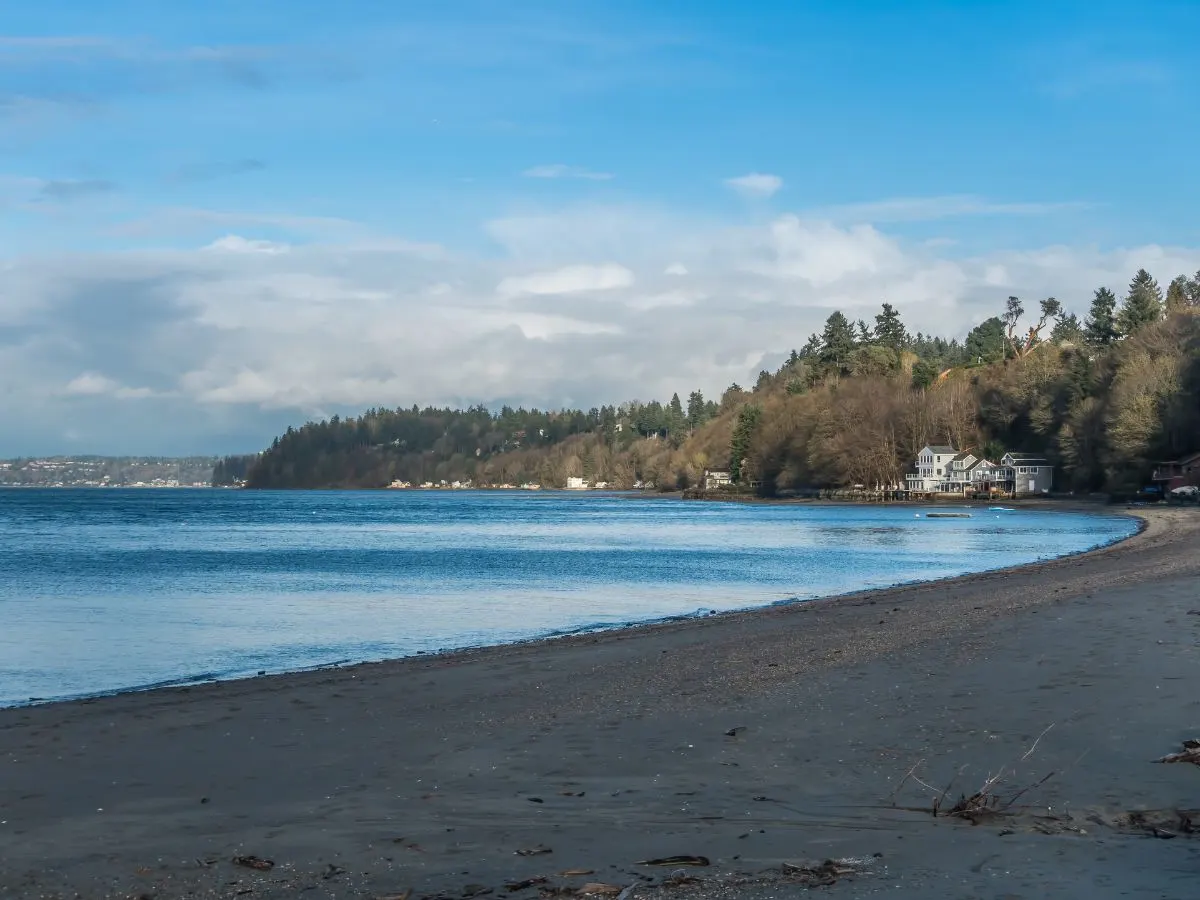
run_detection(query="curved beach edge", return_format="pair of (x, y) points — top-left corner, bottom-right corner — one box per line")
(8, 504), (1162, 712)
(4, 504), (1147, 710)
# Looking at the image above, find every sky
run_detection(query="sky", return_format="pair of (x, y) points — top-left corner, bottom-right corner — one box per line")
(2, 0), (1199, 456)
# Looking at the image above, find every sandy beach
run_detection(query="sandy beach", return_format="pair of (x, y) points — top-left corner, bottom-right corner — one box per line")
(2, 506), (1198, 899)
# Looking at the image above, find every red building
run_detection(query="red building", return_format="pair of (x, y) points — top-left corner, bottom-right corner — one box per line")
(1152, 451), (1200, 491)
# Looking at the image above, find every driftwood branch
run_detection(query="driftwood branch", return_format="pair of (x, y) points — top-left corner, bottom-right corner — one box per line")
(892, 724), (1059, 822)
(1155, 740), (1200, 766)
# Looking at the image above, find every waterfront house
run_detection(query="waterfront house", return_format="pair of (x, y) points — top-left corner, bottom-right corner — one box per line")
(903, 446), (1052, 496)
(939, 451), (980, 494)
(1152, 451), (1200, 492)
(565, 476), (589, 490)
(704, 470), (732, 490)
(970, 459), (1006, 493)
(904, 445), (959, 493)
(1000, 453), (1053, 495)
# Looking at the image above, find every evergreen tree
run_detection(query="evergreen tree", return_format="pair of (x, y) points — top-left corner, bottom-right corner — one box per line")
(1187, 271), (1200, 308)
(1166, 275), (1189, 315)
(1084, 287), (1119, 346)
(686, 390), (707, 429)
(1117, 268), (1163, 337)
(667, 393), (686, 437)
(729, 404), (762, 483)
(1050, 312), (1083, 344)
(755, 369), (772, 391)
(855, 319), (872, 345)
(873, 302), (908, 352)
(819, 311), (856, 373)
(965, 317), (1007, 364)
(910, 359), (939, 390)
(799, 333), (822, 358)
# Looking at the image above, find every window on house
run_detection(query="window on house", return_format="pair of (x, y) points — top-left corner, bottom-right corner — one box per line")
(936, 468), (942, 475)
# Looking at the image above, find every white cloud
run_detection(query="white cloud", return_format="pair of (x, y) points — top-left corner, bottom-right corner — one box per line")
(496, 263), (634, 296)
(204, 235), (289, 255)
(204, 235), (291, 254)
(63, 373), (157, 399)
(725, 172), (783, 199)
(753, 217), (903, 285)
(3, 203), (1199, 454)
(522, 164), (615, 181)
(63, 372), (119, 396)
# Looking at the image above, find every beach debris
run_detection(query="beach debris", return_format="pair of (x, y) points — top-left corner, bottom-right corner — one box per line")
(577, 883), (624, 896)
(461, 885), (493, 897)
(724, 726), (747, 737)
(505, 876), (549, 892)
(558, 869), (595, 877)
(615, 888), (637, 900)
(528, 797), (545, 803)
(322, 863), (346, 879)
(635, 855), (710, 867)
(781, 858), (865, 886)
(516, 844), (553, 856)
(559, 790), (586, 797)
(659, 871), (702, 888)
(891, 724), (1059, 824)
(1155, 739), (1200, 767)
(374, 892), (412, 900)
(232, 855), (274, 871)
(1107, 807), (1198, 839)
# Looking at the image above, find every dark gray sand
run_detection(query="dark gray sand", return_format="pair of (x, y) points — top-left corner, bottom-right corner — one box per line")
(2, 508), (1199, 899)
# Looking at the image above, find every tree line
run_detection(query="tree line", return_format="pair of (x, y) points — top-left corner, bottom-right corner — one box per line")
(223, 267), (1200, 495)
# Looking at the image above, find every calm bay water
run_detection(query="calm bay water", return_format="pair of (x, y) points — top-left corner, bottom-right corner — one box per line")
(0, 489), (1137, 707)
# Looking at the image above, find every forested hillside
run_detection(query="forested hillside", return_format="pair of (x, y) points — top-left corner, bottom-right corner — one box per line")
(228, 267), (1200, 495)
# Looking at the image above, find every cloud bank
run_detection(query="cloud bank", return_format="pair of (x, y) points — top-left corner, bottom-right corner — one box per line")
(1, 202), (1197, 455)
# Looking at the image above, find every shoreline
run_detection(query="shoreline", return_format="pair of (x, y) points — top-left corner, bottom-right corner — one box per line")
(3, 503), (1143, 712)
(2, 507), (1196, 899)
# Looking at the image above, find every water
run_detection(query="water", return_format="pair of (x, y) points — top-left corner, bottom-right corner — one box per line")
(0, 489), (1137, 707)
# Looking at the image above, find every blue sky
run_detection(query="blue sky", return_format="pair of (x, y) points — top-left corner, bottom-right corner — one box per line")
(2, 0), (1199, 455)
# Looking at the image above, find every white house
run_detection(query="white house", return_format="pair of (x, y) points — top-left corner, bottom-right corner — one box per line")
(904, 446), (1053, 496)
(705, 470), (732, 490)
(565, 476), (589, 490)
(904, 445), (959, 493)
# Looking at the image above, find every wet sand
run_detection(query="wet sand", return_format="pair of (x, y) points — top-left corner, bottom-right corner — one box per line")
(2, 507), (1199, 899)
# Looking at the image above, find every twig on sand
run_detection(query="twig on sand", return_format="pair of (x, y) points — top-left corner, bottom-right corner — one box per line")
(1021, 724), (1055, 761)
(893, 724), (1059, 823)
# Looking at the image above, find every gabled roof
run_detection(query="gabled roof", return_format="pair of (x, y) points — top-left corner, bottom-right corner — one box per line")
(964, 458), (992, 471)
(926, 445), (956, 454)
(1003, 453), (1049, 464)
(951, 450), (975, 462)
